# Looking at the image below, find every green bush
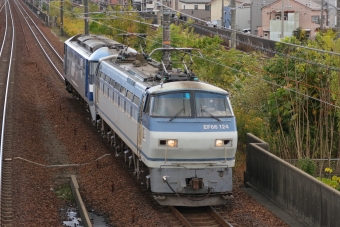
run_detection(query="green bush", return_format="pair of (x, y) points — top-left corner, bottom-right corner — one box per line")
(297, 158), (316, 175)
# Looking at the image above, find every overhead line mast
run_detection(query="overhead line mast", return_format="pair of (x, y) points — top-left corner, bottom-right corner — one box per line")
(162, 0), (171, 67)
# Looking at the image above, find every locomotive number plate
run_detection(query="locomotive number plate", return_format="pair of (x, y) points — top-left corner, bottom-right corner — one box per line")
(203, 124), (229, 130)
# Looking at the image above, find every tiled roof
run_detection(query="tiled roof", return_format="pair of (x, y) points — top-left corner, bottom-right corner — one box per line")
(263, 0), (321, 10)
(295, 0), (321, 10)
(179, 0), (211, 3)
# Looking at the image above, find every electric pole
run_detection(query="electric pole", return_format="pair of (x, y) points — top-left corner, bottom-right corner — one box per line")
(162, 0), (170, 66)
(230, 0), (236, 48)
(157, 0), (162, 25)
(221, 0), (224, 27)
(281, 0), (284, 39)
(338, 0), (340, 31)
(85, 0), (89, 34)
(60, 0), (64, 36)
(320, 0), (324, 30)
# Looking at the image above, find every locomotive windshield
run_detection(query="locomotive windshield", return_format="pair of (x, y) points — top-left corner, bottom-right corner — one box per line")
(149, 92), (192, 117)
(195, 92), (232, 117)
(147, 91), (233, 118)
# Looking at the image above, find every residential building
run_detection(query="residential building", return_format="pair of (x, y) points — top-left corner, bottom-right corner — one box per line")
(178, 0), (211, 21)
(207, 0), (229, 23)
(258, 0), (322, 41)
(250, 0), (277, 35)
(223, 1), (250, 30)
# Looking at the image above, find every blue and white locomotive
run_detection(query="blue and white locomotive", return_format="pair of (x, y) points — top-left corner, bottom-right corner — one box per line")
(64, 34), (238, 206)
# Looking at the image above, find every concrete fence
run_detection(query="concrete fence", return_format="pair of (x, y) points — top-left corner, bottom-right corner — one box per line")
(244, 133), (340, 227)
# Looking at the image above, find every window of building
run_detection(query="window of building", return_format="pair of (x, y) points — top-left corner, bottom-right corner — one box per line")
(312, 16), (320, 24)
(183, 4), (185, 9)
(194, 5), (198, 9)
(205, 5), (210, 10)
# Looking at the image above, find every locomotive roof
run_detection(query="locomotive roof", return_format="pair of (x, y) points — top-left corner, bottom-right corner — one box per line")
(74, 34), (121, 52)
(101, 54), (229, 95)
(147, 81), (229, 95)
(65, 34), (136, 60)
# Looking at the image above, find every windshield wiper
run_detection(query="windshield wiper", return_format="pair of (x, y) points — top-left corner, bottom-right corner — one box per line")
(201, 107), (221, 121)
(169, 108), (184, 121)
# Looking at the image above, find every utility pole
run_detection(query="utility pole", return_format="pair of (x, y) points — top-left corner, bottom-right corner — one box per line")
(47, 0), (49, 15)
(60, 0), (64, 36)
(320, 0), (324, 30)
(338, 0), (340, 31)
(85, 0), (89, 34)
(157, 0), (162, 25)
(162, 0), (170, 66)
(221, 0), (224, 27)
(230, 0), (236, 48)
(281, 0), (284, 39)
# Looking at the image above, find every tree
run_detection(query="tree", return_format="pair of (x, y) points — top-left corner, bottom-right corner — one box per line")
(264, 30), (340, 163)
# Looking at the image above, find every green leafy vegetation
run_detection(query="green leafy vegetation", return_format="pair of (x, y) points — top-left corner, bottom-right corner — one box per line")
(55, 184), (74, 202)
(49, 5), (340, 164)
(297, 158), (316, 175)
(317, 168), (340, 191)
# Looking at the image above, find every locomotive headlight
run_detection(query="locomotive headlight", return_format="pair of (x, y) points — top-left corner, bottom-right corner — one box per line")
(215, 139), (232, 147)
(215, 139), (223, 147)
(159, 139), (178, 147)
(167, 140), (177, 147)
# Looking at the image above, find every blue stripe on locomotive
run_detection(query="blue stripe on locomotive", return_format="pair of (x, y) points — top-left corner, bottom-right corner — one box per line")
(142, 116), (237, 132)
(98, 109), (235, 162)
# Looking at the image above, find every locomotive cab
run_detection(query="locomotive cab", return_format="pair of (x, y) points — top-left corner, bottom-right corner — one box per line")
(144, 91), (234, 119)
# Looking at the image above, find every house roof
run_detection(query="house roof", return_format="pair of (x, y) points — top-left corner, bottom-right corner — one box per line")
(206, 0), (249, 6)
(180, 0), (211, 3)
(262, 0), (321, 10)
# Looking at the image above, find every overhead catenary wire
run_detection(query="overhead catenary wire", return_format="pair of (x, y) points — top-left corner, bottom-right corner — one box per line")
(45, 1), (340, 109)
(85, 18), (340, 110)
(46, 0), (340, 58)
(31, 1), (340, 109)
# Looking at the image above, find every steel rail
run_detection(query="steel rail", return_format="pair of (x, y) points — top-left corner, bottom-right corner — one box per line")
(169, 206), (234, 227)
(0, 0), (8, 57)
(0, 0), (14, 223)
(13, 0), (64, 80)
(209, 206), (234, 227)
(14, 0), (63, 62)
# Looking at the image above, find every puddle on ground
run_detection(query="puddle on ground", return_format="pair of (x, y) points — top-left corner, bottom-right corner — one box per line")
(63, 208), (109, 227)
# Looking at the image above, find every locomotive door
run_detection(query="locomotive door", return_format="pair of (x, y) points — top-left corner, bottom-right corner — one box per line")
(137, 93), (146, 157)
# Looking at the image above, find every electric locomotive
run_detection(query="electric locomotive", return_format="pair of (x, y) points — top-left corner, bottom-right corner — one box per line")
(64, 34), (237, 206)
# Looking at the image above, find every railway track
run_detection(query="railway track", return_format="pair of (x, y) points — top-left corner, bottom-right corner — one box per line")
(170, 206), (237, 227)
(0, 0), (64, 225)
(13, 0), (64, 79)
(0, 0), (15, 226)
